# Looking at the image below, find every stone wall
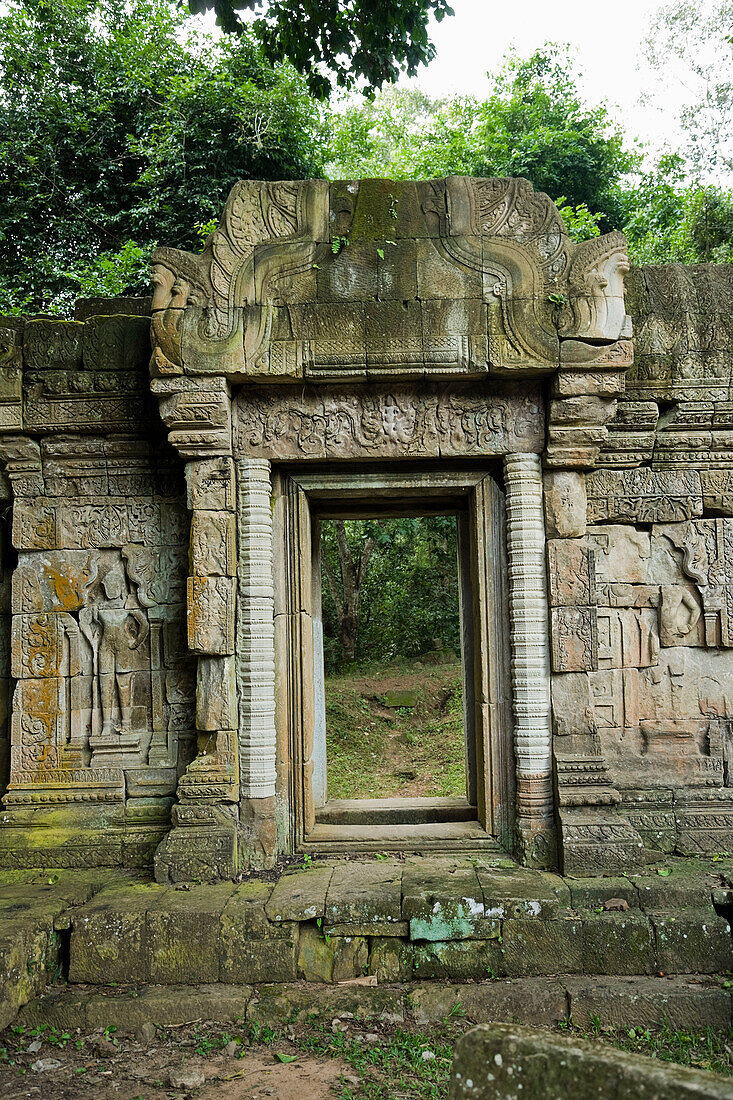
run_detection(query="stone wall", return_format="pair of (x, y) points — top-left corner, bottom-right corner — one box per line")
(550, 264), (733, 873)
(0, 180), (732, 878)
(0, 314), (192, 867)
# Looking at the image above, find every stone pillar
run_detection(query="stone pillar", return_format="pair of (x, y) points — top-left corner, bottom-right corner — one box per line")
(504, 453), (556, 868)
(236, 458), (277, 863)
(152, 377), (240, 882)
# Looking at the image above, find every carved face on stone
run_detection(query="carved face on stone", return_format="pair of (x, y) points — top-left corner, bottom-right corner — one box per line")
(150, 262), (188, 369)
(151, 263), (190, 312)
(567, 238), (631, 343)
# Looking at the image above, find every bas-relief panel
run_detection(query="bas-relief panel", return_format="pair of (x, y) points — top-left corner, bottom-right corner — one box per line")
(7, 544), (194, 804)
(550, 518), (733, 795)
(233, 381), (544, 461)
(4, 425), (194, 808)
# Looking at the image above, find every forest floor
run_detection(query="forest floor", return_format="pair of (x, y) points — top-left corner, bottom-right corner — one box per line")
(324, 655), (466, 800)
(2, 1014), (732, 1099)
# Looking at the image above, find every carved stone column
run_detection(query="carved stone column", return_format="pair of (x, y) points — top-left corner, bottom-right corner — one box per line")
(236, 458), (277, 862)
(152, 376), (240, 882)
(504, 453), (556, 867)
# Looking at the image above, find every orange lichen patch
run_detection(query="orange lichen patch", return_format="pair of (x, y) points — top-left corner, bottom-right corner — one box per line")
(18, 679), (63, 766)
(43, 562), (92, 612)
(23, 675), (62, 715)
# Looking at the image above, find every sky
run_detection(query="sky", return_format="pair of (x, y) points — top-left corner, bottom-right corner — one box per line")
(199, 0), (730, 177)
(399, 0), (685, 155)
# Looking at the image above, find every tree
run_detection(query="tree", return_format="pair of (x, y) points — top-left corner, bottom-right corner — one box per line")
(614, 154), (733, 264)
(326, 48), (636, 232)
(320, 516), (460, 670)
(0, 0), (326, 313)
(321, 521), (378, 664)
(643, 0), (733, 179)
(189, 0), (455, 98)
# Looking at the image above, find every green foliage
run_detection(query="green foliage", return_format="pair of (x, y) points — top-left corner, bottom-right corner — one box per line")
(562, 1018), (733, 1078)
(327, 47), (635, 231)
(555, 196), (602, 242)
(0, 0), (326, 314)
(188, 0), (455, 98)
(320, 515), (460, 671)
(616, 155), (733, 263)
(63, 241), (152, 300)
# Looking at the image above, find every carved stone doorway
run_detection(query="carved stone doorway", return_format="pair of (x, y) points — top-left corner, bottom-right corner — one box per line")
(272, 464), (513, 853)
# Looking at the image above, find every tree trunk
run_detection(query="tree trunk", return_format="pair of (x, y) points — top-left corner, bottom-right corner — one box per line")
(322, 521), (376, 664)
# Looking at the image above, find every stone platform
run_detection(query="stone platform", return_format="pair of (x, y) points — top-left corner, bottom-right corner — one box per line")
(3, 855), (733, 1035)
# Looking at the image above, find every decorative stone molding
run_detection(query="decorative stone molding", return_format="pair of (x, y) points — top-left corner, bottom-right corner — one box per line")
(503, 453), (556, 867)
(149, 374), (241, 882)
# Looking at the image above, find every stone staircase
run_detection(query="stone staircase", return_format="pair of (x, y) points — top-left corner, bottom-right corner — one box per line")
(3, 855), (733, 1035)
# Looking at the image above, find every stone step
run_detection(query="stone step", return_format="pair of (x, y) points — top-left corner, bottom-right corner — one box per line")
(305, 819), (502, 849)
(0, 871), (117, 1030)
(62, 862), (733, 987)
(316, 796), (478, 826)
(15, 975), (731, 1035)
(3, 860), (733, 1033)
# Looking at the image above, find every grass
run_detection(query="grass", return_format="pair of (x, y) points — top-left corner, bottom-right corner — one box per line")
(562, 1016), (733, 1077)
(3, 1016), (733, 1098)
(181, 1017), (733, 1095)
(325, 656), (466, 800)
(294, 1021), (453, 1099)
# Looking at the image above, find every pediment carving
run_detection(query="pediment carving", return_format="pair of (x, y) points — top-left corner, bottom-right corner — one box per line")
(150, 177), (632, 384)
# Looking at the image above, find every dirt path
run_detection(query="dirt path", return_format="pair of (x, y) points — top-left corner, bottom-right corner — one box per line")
(0, 1035), (351, 1100)
(325, 656), (465, 799)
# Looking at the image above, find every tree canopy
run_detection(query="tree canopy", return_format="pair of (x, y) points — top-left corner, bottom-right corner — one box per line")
(327, 48), (635, 232)
(320, 517), (460, 671)
(643, 0), (733, 179)
(188, 0), (455, 98)
(2, 0), (733, 316)
(0, 0), (326, 312)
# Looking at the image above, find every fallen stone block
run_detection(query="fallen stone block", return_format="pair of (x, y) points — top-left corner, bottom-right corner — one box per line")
(566, 975), (732, 1033)
(448, 1022), (733, 1098)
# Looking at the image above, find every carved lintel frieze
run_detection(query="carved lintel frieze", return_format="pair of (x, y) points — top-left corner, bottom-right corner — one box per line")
(233, 381), (544, 461)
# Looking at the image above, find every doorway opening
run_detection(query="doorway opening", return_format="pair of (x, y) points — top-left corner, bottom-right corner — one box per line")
(273, 466), (513, 851)
(317, 514), (470, 822)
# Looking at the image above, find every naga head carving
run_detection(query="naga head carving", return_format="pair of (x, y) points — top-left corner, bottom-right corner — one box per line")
(150, 247), (211, 372)
(565, 232), (631, 342)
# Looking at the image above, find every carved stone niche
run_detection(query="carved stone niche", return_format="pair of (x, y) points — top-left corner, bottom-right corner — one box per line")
(148, 177), (635, 880)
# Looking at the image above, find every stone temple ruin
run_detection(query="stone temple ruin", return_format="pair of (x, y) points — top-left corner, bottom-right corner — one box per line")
(0, 175), (732, 888)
